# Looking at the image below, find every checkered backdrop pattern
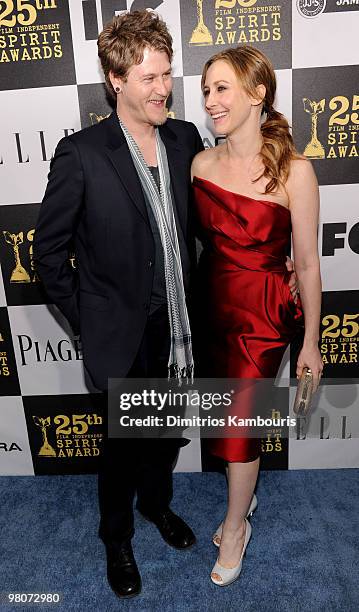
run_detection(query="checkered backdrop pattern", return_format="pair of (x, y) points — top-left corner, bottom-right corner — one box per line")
(0, 0), (358, 475)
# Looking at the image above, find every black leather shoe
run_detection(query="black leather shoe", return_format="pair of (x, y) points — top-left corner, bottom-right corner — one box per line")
(105, 541), (141, 599)
(137, 507), (196, 549)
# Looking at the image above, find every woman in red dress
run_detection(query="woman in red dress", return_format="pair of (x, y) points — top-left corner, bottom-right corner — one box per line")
(191, 46), (323, 586)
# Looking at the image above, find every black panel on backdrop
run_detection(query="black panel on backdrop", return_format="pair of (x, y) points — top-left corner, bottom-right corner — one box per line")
(292, 65), (359, 186)
(0, 307), (20, 396)
(23, 394), (105, 475)
(0, 0), (76, 90)
(0, 204), (49, 306)
(324, 0), (359, 12)
(296, 0), (359, 18)
(77, 83), (114, 130)
(77, 77), (185, 129)
(319, 290), (359, 382)
(201, 387), (289, 471)
(290, 290), (359, 382)
(180, 0), (292, 77)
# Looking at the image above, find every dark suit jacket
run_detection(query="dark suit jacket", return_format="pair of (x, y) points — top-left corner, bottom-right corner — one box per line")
(33, 111), (204, 390)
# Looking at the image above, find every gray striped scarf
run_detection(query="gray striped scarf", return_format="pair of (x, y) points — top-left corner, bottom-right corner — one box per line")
(118, 116), (193, 381)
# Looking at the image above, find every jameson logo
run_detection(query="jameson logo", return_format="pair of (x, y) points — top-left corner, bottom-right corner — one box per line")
(33, 412), (103, 459)
(190, 0), (282, 47)
(321, 313), (358, 366)
(0, 0), (62, 63)
(303, 94), (359, 160)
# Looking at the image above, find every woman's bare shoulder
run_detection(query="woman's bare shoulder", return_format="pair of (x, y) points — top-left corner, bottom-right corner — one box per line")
(191, 144), (224, 179)
(286, 158), (319, 211)
(287, 157), (317, 186)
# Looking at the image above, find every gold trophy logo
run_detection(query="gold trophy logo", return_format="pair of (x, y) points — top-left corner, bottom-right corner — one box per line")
(3, 231), (31, 283)
(303, 98), (326, 159)
(89, 112), (110, 125)
(27, 229), (39, 283)
(28, 244), (40, 282)
(33, 416), (57, 457)
(190, 0), (213, 46)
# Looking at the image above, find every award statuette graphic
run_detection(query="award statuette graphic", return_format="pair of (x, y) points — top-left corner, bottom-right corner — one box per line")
(33, 416), (57, 457)
(3, 231), (31, 283)
(89, 112), (110, 125)
(190, 0), (213, 46)
(303, 98), (326, 159)
(28, 243), (40, 283)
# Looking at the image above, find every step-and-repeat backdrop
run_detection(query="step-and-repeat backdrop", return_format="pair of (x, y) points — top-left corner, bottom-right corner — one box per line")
(0, 0), (358, 475)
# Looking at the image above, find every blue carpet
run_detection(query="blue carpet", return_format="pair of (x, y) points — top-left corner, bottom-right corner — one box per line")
(0, 470), (358, 612)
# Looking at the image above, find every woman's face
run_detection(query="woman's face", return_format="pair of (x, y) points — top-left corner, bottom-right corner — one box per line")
(203, 59), (261, 136)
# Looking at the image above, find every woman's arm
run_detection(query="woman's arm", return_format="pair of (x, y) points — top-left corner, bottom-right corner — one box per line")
(287, 159), (323, 391)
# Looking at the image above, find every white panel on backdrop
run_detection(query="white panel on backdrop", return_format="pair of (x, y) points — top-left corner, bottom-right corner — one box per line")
(8, 305), (98, 396)
(69, 0), (183, 84)
(289, 383), (359, 469)
(293, 4), (359, 69)
(0, 396), (34, 475)
(275, 69), (292, 127)
(174, 438), (202, 473)
(0, 86), (81, 206)
(289, 437), (359, 469)
(148, 0), (183, 78)
(275, 345), (290, 387)
(0, 265), (6, 307)
(183, 75), (213, 146)
(319, 184), (359, 292)
(68, 0), (104, 85)
(184, 70), (292, 148)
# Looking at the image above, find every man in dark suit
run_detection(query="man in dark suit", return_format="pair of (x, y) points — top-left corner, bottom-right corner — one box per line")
(33, 11), (203, 599)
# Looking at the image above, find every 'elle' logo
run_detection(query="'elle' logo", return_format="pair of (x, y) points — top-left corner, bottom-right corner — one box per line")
(0, 129), (75, 166)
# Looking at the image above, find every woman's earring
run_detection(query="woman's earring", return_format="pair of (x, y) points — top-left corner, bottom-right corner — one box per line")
(115, 87), (122, 93)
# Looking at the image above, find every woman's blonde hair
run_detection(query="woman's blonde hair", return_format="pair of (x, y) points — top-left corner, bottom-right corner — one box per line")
(201, 45), (302, 194)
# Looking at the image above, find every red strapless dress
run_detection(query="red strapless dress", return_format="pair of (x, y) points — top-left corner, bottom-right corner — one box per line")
(193, 176), (303, 462)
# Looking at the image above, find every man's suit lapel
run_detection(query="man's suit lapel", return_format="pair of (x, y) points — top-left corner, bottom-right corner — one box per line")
(103, 113), (189, 235)
(104, 112), (148, 223)
(159, 122), (189, 238)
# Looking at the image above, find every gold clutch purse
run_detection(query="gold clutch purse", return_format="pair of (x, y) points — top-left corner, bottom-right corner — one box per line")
(293, 367), (314, 417)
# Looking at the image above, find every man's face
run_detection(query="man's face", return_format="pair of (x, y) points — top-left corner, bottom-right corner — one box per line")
(114, 47), (173, 127)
